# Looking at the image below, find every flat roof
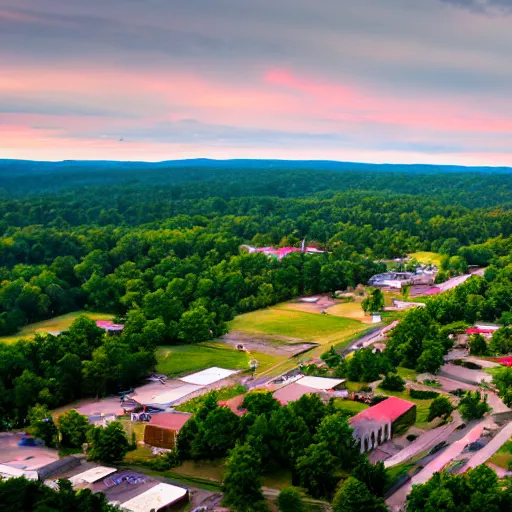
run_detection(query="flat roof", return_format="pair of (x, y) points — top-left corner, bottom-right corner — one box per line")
(296, 376), (345, 390)
(132, 383), (202, 406)
(120, 482), (187, 512)
(0, 464), (38, 481)
(69, 466), (117, 485)
(273, 383), (320, 405)
(180, 367), (238, 386)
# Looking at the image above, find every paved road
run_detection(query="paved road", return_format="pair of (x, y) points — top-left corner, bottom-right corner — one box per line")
(463, 420), (512, 470)
(384, 410), (463, 468)
(386, 421), (486, 511)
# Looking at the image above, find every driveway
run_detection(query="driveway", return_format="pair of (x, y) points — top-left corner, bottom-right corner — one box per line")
(386, 421), (486, 511)
(384, 410), (463, 468)
(463, 421), (512, 470)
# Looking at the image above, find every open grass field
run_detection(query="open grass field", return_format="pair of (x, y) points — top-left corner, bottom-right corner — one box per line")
(332, 399), (370, 416)
(408, 251), (443, 267)
(324, 301), (371, 323)
(156, 343), (281, 378)
(229, 307), (367, 349)
(0, 310), (113, 344)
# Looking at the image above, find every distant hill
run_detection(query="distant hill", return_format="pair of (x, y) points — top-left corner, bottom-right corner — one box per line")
(0, 158), (510, 202)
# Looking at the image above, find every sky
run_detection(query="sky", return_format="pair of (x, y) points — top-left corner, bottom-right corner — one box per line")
(2, 0), (512, 165)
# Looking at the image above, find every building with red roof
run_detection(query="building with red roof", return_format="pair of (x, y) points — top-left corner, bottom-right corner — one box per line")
(143, 413), (192, 449)
(350, 397), (416, 453)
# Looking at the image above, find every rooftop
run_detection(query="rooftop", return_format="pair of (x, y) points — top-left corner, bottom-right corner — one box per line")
(179, 366), (238, 386)
(295, 376), (345, 390)
(148, 412), (192, 431)
(69, 466), (117, 485)
(350, 396), (415, 424)
(273, 382), (320, 405)
(120, 482), (187, 512)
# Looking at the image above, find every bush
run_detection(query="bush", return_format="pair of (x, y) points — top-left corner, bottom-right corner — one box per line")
(380, 373), (406, 392)
(143, 451), (180, 471)
(409, 389), (439, 400)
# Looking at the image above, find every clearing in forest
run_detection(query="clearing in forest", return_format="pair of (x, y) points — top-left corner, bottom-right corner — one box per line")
(0, 310), (113, 344)
(408, 251), (443, 267)
(155, 343), (280, 378)
(229, 306), (368, 350)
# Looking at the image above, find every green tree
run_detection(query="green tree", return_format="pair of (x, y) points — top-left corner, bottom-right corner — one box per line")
(57, 410), (90, 448)
(428, 396), (454, 422)
(87, 421), (129, 463)
(469, 334), (488, 356)
(276, 488), (305, 512)
(178, 306), (215, 343)
(295, 442), (339, 499)
(321, 346), (342, 368)
(351, 457), (388, 497)
(28, 404), (58, 448)
(314, 414), (361, 470)
(332, 477), (388, 512)
(489, 327), (512, 355)
(458, 391), (491, 421)
(415, 341), (445, 374)
(223, 442), (268, 512)
(492, 367), (512, 408)
(242, 392), (280, 416)
(380, 373), (405, 391)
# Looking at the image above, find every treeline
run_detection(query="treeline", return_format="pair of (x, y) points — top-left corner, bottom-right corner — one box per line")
(1, 160), (511, 209)
(0, 315), (156, 429)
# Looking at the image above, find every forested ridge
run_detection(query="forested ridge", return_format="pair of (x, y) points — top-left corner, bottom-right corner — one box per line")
(0, 162), (511, 431)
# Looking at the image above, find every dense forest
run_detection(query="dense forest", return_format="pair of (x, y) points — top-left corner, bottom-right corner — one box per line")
(0, 160), (511, 430)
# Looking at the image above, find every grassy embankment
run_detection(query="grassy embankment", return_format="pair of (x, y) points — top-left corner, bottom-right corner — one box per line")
(0, 311), (113, 344)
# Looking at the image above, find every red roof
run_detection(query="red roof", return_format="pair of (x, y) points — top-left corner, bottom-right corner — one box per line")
(148, 413), (192, 431)
(218, 395), (247, 416)
(491, 356), (512, 367)
(350, 397), (415, 424)
(466, 328), (496, 335)
(272, 383), (319, 405)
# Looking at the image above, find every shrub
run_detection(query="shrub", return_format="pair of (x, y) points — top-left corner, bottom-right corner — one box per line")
(380, 373), (406, 392)
(409, 389), (439, 400)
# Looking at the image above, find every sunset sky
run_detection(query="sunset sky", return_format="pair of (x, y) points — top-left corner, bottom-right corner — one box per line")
(2, 0), (512, 164)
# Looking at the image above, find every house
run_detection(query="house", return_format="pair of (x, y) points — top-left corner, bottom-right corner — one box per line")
(371, 314), (382, 324)
(143, 413), (192, 449)
(241, 245), (325, 260)
(350, 397), (416, 453)
(392, 300), (426, 310)
(179, 367), (239, 386)
(127, 382), (203, 410)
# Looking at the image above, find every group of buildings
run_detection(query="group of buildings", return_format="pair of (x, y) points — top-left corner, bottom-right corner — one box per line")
(368, 269), (436, 290)
(241, 244), (325, 260)
(1, 454), (188, 512)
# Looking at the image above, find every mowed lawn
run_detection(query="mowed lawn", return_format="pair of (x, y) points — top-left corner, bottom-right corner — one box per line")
(229, 307), (367, 349)
(156, 343), (281, 378)
(408, 251), (443, 267)
(0, 310), (113, 343)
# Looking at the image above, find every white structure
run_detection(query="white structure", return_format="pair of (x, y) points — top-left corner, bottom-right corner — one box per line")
(295, 376), (345, 390)
(120, 483), (188, 512)
(371, 314), (382, 323)
(180, 367), (238, 386)
(69, 466), (116, 485)
(0, 464), (38, 481)
(130, 383), (203, 408)
(351, 418), (392, 453)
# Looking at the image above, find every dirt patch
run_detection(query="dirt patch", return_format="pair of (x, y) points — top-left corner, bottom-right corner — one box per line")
(220, 332), (318, 357)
